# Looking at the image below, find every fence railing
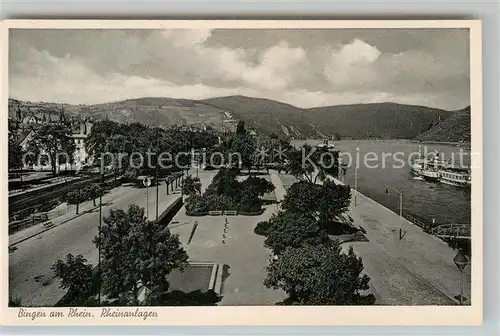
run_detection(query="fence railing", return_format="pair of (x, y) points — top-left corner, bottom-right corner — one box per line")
(403, 213), (432, 232)
(8, 204), (80, 235)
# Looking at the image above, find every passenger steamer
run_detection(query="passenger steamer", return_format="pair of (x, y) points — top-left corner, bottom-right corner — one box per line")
(410, 149), (448, 178)
(440, 167), (471, 187)
(410, 147), (471, 188)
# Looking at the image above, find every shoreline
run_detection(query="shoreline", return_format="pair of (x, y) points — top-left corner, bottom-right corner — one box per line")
(293, 138), (471, 147)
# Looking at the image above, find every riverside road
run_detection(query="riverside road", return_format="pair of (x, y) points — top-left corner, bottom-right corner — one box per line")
(9, 168), (471, 306)
(8, 175), (184, 307)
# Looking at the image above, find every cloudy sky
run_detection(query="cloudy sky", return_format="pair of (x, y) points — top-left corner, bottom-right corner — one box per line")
(9, 28), (470, 110)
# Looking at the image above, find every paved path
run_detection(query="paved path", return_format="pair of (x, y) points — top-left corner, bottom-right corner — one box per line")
(269, 172), (286, 203)
(168, 170), (287, 305)
(312, 174), (471, 305)
(343, 188), (471, 305)
(9, 178), (182, 306)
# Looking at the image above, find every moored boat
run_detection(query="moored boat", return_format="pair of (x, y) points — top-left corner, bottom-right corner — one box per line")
(316, 139), (335, 150)
(420, 168), (441, 182)
(440, 167), (471, 188)
(411, 148), (449, 177)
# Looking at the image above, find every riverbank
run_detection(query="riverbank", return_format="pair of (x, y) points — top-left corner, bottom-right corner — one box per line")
(412, 140), (471, 148)
(328, 175), (471, 305)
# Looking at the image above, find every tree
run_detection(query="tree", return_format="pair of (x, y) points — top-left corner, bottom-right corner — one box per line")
(65, 188), (90, 215)
(281, 181), (322, 215)
(52, 254), (95, 304)
(264, 211), (329, 255)
(281, 180), (353, 234)
(28, 123), (76, 175)
(182, 176), (202, 196)
(9, 296), (23, 307)
(86, 183), (103, 207)
(8, 138), (24, 170)
(85, 120), (121, 162)
(285, 144), (341, 183)
(106, 134), (133, 178)
(241, 176), (275, 197)
(230, 133), (256, 171)
(207, 168), (241, 199)
(264, 244), (375, 305)
(237, 188), (261, 213)
(94, 205), (188, 305)
(236, 120), (246, 135)
(317, 180), (351, 231)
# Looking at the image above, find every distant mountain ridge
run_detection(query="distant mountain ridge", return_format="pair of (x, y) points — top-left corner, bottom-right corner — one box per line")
(414, 106), (471, 143)
(8, 96), (470, 141)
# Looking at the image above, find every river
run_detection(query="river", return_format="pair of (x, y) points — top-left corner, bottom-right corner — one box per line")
(291, 139), (472, 226)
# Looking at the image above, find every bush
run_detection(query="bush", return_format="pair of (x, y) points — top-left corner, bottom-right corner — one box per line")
(254, 220), (273, 236)
(185, 195), (209, 214)
(123, 169), (138, 182)
(186, 168), (275, 215)
(241, 177), (275, 197)
(208, 195), (236, 212)
(238, 191), (262, 213)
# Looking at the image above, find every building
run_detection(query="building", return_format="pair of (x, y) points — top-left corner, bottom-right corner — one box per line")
(70, 120), (93, 169)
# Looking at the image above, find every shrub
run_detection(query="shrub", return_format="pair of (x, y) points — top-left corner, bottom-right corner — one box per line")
(124, 169), (138, 182)
(186, 168), (275, 214)
(254, 220), (273, 236)
(209, 195), (236, 211)
(238, 191), (262, 213)
(185, 195), (209, 214)
(241, 177), (275, 197)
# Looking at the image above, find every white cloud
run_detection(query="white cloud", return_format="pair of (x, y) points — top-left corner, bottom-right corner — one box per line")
(9, 30), (470, 110)
(333, 38), (381, 65)
(324, 39), (381, 87)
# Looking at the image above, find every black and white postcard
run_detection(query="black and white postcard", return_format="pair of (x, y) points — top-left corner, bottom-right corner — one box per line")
(1, 20), (482, 326)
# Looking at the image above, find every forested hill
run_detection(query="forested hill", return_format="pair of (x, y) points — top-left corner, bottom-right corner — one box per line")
(10, 96), (467, 141)
(414, 106), (471, 143)
(203, 97), (455, 139)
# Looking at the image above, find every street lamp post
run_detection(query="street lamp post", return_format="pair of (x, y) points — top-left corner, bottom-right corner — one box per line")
(146, 183), (149, 219)
(180, 170), (185, 203)
(155, 167), (159, 221)
(76, 191), (79, 214)
(98, 172), (104, 305)
(453, 249), (468, 305)
(385, 185), (405, 240)
(354, 166), (358, 206)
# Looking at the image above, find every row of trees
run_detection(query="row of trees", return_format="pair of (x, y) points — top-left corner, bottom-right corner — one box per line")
(86, 120), (219, 177)
(185, 167), (275, 214)
(206, 121), (293, 171)
(10, 119), (220, 177)
(253, 141), (375, 305)
(64, 183), (103, 206)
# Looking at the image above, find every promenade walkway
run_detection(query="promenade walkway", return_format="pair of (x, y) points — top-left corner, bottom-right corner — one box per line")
(168, 169), (287, 305)
(331, 176), (472, 305)
(269, 172), (286, 203)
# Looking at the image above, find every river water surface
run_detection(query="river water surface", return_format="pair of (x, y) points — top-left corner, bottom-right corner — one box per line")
(292, 139), (472, 225)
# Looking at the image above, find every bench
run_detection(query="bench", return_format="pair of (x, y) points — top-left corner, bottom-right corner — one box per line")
(224, 210), (238, 216)
(43, 221), (55, 228)
(209, 211), (223, 216)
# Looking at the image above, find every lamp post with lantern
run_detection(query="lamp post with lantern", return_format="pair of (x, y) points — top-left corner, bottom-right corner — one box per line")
(385, 185), (406, 240)
(453, 249), (469, 305)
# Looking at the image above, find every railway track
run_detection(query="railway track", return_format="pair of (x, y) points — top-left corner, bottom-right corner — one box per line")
(8, 173), (115, 220)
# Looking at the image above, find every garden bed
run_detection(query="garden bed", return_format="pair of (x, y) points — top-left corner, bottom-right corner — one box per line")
(184, 168), (275, 218)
